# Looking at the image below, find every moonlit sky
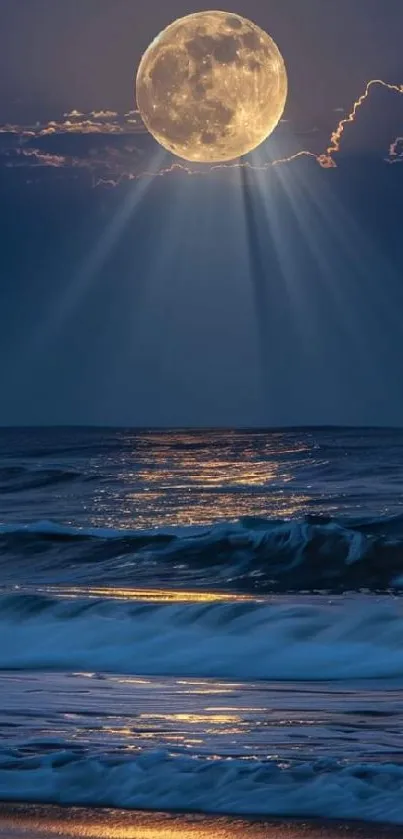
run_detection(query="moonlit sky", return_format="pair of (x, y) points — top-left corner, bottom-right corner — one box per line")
(1, 0), (403, 125)
(1, 0), (403, 427)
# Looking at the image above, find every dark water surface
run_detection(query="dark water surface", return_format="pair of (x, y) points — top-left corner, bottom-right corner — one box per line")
(1, 428), (403, 823)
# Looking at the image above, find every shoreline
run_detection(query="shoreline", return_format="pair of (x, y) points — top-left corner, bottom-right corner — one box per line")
(0, 805), (403, 839)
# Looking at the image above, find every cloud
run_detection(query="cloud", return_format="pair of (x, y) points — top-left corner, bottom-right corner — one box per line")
(0, 79), (402, 187)
(0, 111), (154, 183)
(0, 110), (146, 140)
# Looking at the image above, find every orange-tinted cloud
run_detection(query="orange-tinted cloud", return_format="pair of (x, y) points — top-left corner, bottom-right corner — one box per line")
(0, 79), (402, 187)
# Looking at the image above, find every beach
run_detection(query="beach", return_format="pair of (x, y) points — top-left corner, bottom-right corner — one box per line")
(1, 807), (403, 839)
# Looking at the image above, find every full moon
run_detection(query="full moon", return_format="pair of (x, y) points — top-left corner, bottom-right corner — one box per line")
(136, 11), (288, 163)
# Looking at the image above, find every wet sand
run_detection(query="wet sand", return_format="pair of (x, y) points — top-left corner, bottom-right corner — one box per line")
(0, 806), (402, 839)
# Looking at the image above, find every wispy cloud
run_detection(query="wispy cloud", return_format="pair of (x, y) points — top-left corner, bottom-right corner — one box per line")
(0, 79), (402, 187)
(0, 110), (146, 140)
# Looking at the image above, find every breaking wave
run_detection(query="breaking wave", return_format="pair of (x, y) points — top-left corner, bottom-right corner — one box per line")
(3, 592), (403, 680)
(1, 748), (403, 823)
(2, 514), (403, 591)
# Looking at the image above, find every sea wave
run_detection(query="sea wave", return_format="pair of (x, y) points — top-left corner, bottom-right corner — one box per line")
(0, 466), (91, 492)
(3, 593), (403, 680)
(0, 748), (403, 823)
(1, 515), (403, 591)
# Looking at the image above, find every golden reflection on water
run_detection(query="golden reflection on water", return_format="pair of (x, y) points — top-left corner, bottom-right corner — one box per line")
(88, 431), (313, 529)
(140, 713), (241, 725)
(42, 586), (257, 603)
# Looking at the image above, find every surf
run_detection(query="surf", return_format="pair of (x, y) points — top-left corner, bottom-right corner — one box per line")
(3, 591), (403, 680)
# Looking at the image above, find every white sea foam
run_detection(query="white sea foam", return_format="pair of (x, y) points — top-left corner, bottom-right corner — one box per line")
(3, 593), (403, 680)
(0, 750), (403, 823)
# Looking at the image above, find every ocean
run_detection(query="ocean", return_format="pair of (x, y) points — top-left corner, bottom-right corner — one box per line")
(2, 427), (403, 824)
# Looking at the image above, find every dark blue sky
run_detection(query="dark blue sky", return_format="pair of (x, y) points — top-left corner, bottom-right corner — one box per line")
(1, 0), (403, 126)
(0, 0), (403, 426)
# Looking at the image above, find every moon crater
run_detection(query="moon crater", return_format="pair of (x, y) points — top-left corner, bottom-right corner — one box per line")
(136, 11), (288, 163)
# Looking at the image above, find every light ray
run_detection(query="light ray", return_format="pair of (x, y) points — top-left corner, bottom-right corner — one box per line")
(26, 146), (168, 351)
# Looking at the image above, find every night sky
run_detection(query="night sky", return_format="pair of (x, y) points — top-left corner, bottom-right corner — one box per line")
(1, 0), (403, 426)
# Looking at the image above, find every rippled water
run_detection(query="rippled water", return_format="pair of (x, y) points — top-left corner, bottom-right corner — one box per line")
(4, 648), (403, 764)
(1, 426), (403, 528)
(1, 428), (403, 823)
